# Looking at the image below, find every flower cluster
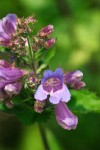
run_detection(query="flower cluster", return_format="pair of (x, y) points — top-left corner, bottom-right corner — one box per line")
(0, 59), (26, 107)
(0, 14), (86, 130)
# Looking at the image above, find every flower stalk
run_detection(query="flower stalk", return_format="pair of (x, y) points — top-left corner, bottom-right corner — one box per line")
(38, 123), (50, 150)
(27, 36), (36, 73)
(0, 13), (86, 130)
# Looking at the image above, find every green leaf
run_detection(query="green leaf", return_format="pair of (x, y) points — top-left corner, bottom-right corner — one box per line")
(35, 48), (46, 60)
(69, 89), (100, 113)
(42, 47), (56, 63)
(36, 63), (47, 74)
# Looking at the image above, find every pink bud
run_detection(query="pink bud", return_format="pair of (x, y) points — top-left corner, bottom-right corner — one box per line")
(38, 25), (54, 37)
(0, 60), (12, 68)
(72, 81), (86, 90)
(44, 38), (56, 49)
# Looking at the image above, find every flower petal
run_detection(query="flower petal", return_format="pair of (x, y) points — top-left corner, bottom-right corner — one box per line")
(34, 85), (48, 101)
(49, 93), (61, 104)
(55, 101), (78, 130)
(0, 32), (10, 40)
(4, 82), (22, 95)
(49, 84), (71, 104)
(2, 14), (16, 35)
(0, 68), (24, 80)
(42, 70), (53, 83)
(6, 14), (17, 28)
(61, 84), (71, 102)
(54, 68), (63, 76)
(0, 20), (3, 32)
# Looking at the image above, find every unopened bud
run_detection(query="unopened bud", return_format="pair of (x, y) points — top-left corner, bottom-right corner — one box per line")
(44, 38), (55, 49)
(72, 81), (86, 90)
(34, 100), (46, 113)
(38, 25), (54, 37)
(64, 70), (83, 84)
(5, 100), (14, 109)
(0, 60), (11, 68)
(4, 82), (22, 96)
(25, 16), (37, 24)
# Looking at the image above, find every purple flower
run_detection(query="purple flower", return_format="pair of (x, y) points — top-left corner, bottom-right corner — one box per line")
(35, 68), (71, 104)
(64, 70), (85, 89)
(0, 60), (26, 96)
(55, 101), (78, 130)
(0, 14), (17, 46)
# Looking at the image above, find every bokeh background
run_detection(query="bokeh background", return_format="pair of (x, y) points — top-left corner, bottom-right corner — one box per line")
(0, 0), (100, 150)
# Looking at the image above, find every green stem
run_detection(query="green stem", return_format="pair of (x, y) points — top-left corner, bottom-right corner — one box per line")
(38, 123), (50, 150)
(27, 36), (36, 73)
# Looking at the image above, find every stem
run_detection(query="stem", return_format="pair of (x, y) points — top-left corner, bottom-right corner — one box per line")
(38, 123), (50, 150)
(27, 36), (36, 73)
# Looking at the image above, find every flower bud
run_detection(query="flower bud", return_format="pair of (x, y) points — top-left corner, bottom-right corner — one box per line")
(4, 82), (22, 96)
(5, 100), (14, 109)
(38, 25), (54, 37)
(64, 70), (83, 84)
(34, 100), (46, 113)
(44, 38), (55, 49)
(55, 101), (78, 130)
(72, 81), (86, 90)
(0, 60), (12, 68)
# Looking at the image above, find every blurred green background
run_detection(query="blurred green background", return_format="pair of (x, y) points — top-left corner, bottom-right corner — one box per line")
(0, 0), (100, 150)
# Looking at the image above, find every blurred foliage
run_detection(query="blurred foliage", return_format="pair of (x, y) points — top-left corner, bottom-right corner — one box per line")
(0, 0), (100, 150)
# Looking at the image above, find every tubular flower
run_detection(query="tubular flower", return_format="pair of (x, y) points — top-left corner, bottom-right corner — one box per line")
(35, 68), (71, 104)
(55, 101), (78, 130)
(64, 70), (86, 89)
(0, 14), (17, 46)
(0, 60), (26, 96)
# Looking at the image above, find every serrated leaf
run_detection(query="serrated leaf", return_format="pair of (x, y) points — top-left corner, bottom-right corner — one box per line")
(69, 89), (100, 113)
